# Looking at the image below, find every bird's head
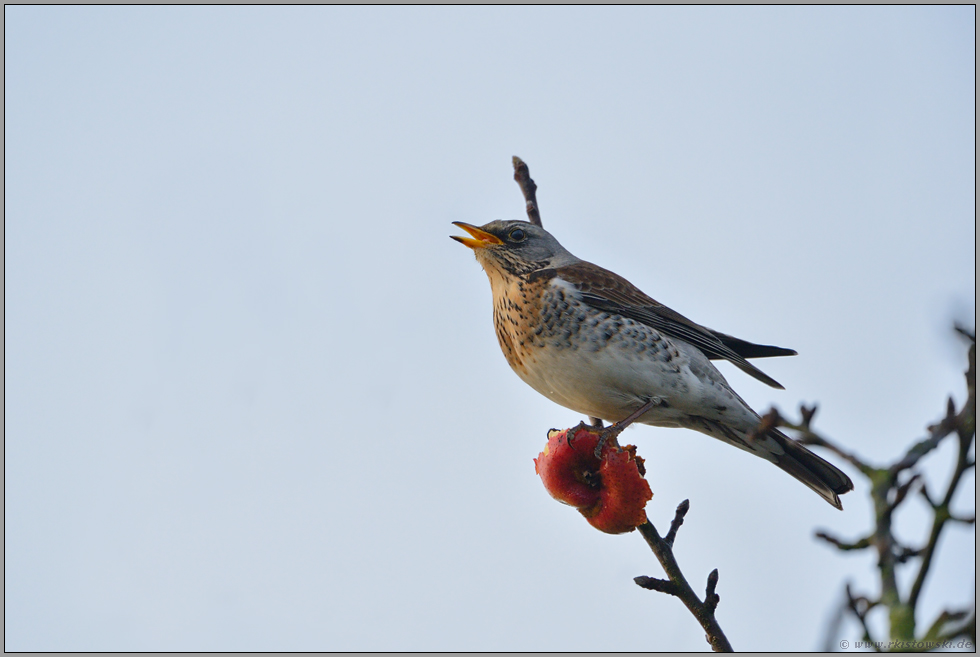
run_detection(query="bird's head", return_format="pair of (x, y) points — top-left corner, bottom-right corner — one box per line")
(451, 220), (577, 277)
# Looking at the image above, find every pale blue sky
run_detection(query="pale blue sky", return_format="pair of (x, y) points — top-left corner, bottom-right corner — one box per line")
(5, 6), (975, 651)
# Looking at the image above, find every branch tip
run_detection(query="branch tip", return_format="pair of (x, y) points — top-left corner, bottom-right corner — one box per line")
(953, 324), (976, 343)
(704, 569), (721, 614)
(799, 404), (818, 428)
(664, 499), (690, 547)
(634, 575), (679, 595)
(511, 156), (542, 227)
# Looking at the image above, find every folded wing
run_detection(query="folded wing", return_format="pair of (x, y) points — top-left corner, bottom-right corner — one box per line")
(553, 261), (796, 389)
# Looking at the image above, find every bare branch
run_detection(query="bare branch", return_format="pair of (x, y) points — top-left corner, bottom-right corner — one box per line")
(636, 508), (733, 652)
(796, 430), (876, 476)
(846, 583), (880, 648)
(888, 473), (921, 513)
(814, 531), (872, 552)
(817, 327), (975, 645)
(893, 544), (923, 564)
(934, 610), (976, 644)
(908, 337), (976, 612)
(953, 324), (976, 348)
(890, 405), (958, 474)
(918, 482), (940, 509)
(511, 156), (542, 227)
(923, 608), (975, 643)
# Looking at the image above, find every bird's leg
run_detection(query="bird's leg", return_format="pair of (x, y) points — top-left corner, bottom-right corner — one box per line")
(594, 398), (659, 458)
(589, 417), (605, 429)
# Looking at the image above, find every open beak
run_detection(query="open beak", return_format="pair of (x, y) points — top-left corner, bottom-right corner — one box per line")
(451, 221), (504, 249)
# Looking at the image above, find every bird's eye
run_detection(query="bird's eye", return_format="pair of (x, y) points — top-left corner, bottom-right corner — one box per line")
(509, 228), (527, 242)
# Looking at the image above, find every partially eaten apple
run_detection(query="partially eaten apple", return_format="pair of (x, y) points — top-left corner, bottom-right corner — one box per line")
(534, 422), (653, 534)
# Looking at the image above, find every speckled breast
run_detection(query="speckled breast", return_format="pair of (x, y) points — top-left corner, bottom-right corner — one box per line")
(491, 272), (690, 423)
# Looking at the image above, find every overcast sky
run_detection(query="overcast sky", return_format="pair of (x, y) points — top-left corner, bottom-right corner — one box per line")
(5, 6), (975, 651)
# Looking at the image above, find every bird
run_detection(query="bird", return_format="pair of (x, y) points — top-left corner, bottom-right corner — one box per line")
(451, 219), (854, 509)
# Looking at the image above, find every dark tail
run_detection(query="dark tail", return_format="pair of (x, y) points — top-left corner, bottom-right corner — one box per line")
(768, 429), (854, 510)
(685, 417), (855, 509)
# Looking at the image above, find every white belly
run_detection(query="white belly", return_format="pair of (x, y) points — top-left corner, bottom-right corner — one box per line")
(513, 316), (758, 431)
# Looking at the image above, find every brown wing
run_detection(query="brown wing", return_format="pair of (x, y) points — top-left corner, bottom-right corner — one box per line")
(551, 261), (793, 389)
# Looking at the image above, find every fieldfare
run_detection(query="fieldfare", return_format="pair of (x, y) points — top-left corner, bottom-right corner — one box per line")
(452, 220), (854, 509)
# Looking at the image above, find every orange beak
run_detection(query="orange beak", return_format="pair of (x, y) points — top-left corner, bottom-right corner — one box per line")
(451, 222), (504, 249)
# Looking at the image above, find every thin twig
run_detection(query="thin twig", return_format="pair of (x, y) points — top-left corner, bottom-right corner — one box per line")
(704, 569), (720, 615)
(512, 156), (542, 227)
(923, 608), (973, 642)
(814, 532), (872, 552)
(890, 401), (959, 474)
(634, 576), (679, 595)
(794, 429), (875, 477)
(893, 543), (923, 564)
(888, 474), (920, 513)
(664, 499), (690, 548)
(845, 583), (880, 649)
(933, 610), (977, 644)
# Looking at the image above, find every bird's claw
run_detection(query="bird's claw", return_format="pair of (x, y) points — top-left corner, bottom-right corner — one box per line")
(593, 398), (661, 458)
